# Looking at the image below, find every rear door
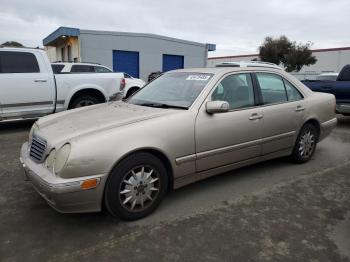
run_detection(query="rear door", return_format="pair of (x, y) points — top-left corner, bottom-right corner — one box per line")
(0, 50), (55, 118)
(255, 72), (305, 155)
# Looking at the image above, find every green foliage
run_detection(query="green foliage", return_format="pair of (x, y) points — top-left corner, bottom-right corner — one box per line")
(258, 36), (317, 72)
(1, 41), (24, 47)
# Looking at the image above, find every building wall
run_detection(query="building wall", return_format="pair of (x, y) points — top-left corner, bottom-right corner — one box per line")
(79, 30), (208, 80)
(207, 48), (350, 80)
(45, 37), (80, 62)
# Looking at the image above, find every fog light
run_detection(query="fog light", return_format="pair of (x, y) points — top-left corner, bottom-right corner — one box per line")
(81, 178), (99, 190)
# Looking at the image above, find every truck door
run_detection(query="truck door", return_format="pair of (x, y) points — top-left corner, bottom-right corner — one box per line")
(0, 50), (55, 119)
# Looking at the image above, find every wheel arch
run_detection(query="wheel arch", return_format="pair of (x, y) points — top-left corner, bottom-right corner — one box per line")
(107, 148), (174, 191)
(302, 118), (321, 141)
(67, 88), (106, 109)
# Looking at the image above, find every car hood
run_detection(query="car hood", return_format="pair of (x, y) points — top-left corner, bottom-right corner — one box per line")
(35, 101), (178, 144)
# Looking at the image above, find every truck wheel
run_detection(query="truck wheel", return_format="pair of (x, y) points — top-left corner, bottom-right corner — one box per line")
(104, 152), (168, 221)
(291, 123), (318, 163)
(70, 95), (100, 108)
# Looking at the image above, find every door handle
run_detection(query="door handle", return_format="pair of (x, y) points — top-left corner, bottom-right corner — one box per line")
(249, 113), (263, 120)
(34, 79), (47, 83)
(295, 105), (305, 112)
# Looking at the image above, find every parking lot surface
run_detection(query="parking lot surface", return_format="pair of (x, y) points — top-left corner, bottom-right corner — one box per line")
(0, 116), (349, 262)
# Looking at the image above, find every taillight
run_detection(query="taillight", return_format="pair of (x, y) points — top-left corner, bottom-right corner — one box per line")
(120, 78), (126, 90)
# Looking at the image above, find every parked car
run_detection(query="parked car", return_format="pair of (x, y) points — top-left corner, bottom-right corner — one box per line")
(51, 62), (113, 74)
(52, 62), (145, 98)
(122, 73), (146, 98)
(303, 65), (350, 116)
(148, 71), (163, 82)
(20, 62), (336, 220)
(316, 72), (338, 81)
(0, 47), (125, 121)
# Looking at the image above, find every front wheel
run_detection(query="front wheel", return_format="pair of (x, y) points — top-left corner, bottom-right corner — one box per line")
(104, 152), (168, 221)
(291, 124), (318, 163)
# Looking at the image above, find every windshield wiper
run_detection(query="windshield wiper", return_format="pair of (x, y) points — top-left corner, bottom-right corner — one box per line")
(139, 102), (188, 110)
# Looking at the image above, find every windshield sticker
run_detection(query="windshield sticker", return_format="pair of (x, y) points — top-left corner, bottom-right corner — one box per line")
(186, 75), (211, 81)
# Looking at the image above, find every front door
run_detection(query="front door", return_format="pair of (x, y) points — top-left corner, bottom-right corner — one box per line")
(0, 50), (55, 119)
(195, 73), (263, 172)
(254, 72), (306, 154)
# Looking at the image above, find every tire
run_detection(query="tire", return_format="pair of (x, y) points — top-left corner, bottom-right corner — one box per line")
(291, 123), (318, 163)
(125, 87), (139, 99)
(104, 152), (168, 221)
(70, 95), (100, 109)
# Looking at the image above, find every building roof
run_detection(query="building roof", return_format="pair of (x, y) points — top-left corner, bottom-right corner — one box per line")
(43, 27), (216, 51)
(43, 27), (80, 46)
(208, 46), (350, 60)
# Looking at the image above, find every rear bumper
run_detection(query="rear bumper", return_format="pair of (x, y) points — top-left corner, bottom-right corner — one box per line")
(336, 104), (350, 115)
(20, 142), (108, 213)
(319, 117), (337, 141)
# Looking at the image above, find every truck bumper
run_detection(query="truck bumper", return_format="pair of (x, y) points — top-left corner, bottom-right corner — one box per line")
(20, 142), (108, 213)
(336, 104), (350, 115)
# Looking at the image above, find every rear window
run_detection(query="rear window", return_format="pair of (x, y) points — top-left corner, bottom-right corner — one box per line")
(71, 65), (95, 73)
(51, 64), (65, 74)
(0, 51), (40, 73)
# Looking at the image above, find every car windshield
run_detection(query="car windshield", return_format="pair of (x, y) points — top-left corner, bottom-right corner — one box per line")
(128, 72), (213, 109)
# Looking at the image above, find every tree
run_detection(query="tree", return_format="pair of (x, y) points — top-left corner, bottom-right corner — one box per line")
(258, 36), (317, 72)
(1, 41), (24, 47)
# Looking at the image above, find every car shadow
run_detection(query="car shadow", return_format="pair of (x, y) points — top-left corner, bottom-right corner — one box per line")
(0, 119), (35, 134)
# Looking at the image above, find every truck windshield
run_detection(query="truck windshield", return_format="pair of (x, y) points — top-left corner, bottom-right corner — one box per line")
(128, 72), (213, 109)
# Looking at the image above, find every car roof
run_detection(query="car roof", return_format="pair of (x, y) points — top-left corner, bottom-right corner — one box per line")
(171, 66), (284, 75)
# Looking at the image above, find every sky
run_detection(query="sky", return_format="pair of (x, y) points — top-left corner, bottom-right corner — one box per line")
(0, 0), (349, 58)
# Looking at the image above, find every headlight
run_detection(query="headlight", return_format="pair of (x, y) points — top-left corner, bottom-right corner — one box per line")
(53, 144), (71, 174)
(45, 149), (56, 171)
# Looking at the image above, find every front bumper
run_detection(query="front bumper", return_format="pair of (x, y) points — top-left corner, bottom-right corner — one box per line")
(20, 142), (108, 213)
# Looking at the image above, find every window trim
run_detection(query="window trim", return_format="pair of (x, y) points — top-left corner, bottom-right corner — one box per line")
(207, 72), (259, 112)
(253, 72), (305, 107)
(0, 51), (40, 74)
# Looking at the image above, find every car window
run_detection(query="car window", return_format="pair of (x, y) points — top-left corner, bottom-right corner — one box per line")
(94, 66), (112, 73)
(211, 73), (255, 110)
(51, 64), (64, 74)
(0, 51), (39, 73)
(129, 72), (213, 108)
(256, 73), (287, 104)
(71, 65), (95, 73)
(283, 79), (303, 101)
(124, 73), (132, 78)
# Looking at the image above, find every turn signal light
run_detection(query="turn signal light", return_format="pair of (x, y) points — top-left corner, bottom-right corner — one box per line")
(81, 179), (99, 190)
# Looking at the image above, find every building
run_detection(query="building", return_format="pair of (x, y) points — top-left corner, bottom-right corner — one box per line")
(43, 27), (216, 80)
(207, 47), (350, 80)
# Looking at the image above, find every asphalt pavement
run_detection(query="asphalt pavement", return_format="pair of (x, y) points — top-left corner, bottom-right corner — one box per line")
(0, 116), (349, 262)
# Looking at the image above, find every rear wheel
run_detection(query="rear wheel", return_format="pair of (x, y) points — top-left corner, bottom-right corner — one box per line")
(104, 152), (168, 221)
(70, 95), (100, 109)
(291, 123), (318, 163)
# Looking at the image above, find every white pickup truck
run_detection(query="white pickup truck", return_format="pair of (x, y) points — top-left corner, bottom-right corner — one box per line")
(0, 47), (125, 121)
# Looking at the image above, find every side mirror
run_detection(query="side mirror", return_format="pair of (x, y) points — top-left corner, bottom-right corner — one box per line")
(206, 101), (229, 114)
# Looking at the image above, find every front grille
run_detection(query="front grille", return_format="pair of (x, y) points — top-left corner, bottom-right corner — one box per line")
(30, 136), (47, 162)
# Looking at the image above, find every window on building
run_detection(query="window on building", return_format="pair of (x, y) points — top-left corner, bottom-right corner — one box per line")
(0, 51), (40, 73)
